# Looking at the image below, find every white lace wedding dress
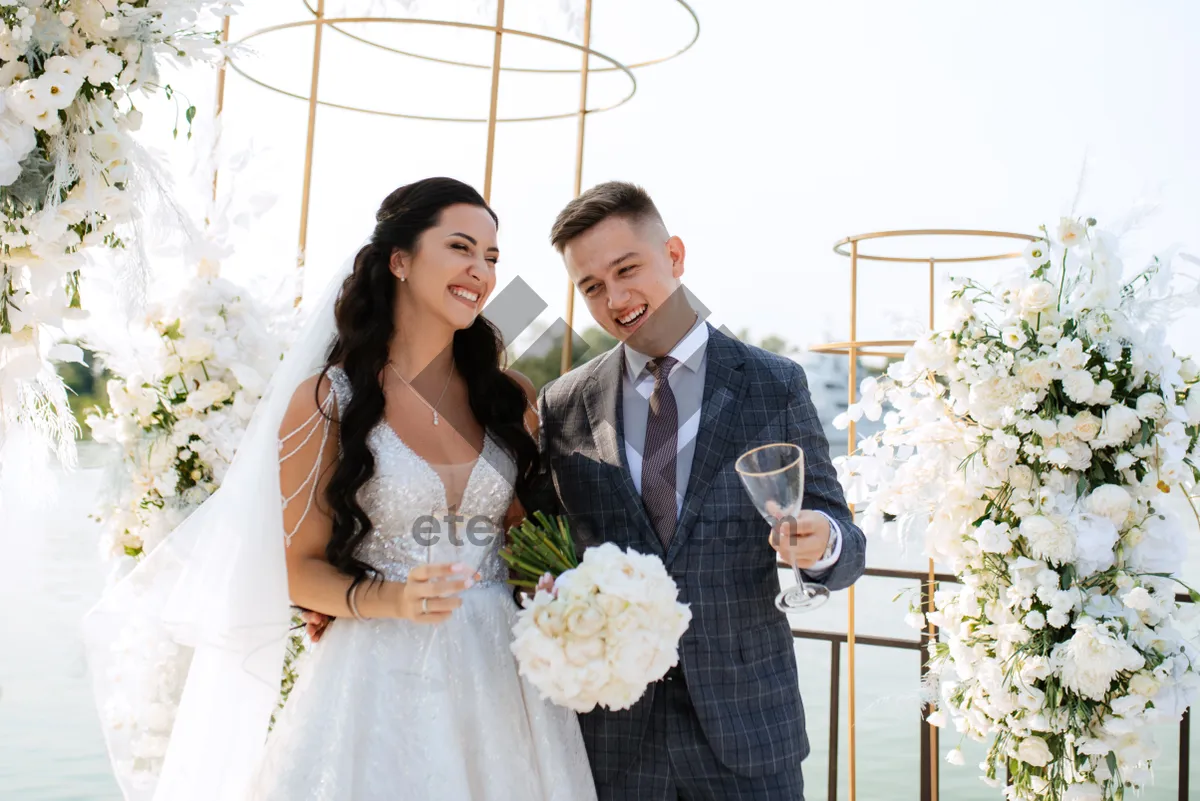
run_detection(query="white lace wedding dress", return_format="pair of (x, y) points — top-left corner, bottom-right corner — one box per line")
(248, 367), (596, 801)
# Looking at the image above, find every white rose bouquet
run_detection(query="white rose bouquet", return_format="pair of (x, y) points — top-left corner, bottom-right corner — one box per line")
(836, 216), (1200, 800)
(502, 512), (693, 712)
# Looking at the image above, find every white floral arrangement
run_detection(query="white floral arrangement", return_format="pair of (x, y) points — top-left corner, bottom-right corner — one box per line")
(0, 0), (234, 460)
(511, 541), (693, 713)
(87, 264), (289, 562)
(835, 217), (1200, 800)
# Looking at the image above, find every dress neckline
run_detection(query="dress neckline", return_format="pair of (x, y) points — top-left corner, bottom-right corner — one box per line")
(376, 423), (493, 513)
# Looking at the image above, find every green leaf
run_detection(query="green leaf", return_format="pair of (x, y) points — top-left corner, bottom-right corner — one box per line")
(1189, 589), (1200, 604)
(1060, 564), (1076, 591)
(185, 105), (197, 125)
(1106, 751), (1118, 777)
(1076, 473), (1089, 498)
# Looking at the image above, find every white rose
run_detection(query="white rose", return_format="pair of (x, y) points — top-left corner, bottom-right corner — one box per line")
(1002, 326), (1028, 350)
(1129, 671), (1160, 697)
(533, 603), (566, 637)
(1084, 485), (1132, 528)
(1019, 281), (1057, 313)
(1018, 358), (1055, 390)
(1017, 735), (1053, 767)
(186, 380), (232, 411)
(1037, 325), (1062, 346)
(563, 635), (605, 666)
(1055, 338), (1087, 371)
(177, 338), (214, 363)
(1062, 370), (1095, 404)
(1071, 410), (1102, 441)
(564, 603), (607, 639)
(1135, 393), (1166, 421)
(984, 438), (1017, 471)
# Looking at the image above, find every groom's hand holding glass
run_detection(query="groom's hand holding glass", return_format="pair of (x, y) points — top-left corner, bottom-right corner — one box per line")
(767, 505), (832, 569)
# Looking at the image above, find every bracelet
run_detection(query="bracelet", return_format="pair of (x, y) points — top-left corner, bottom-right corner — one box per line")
(348, 583), (366, 621)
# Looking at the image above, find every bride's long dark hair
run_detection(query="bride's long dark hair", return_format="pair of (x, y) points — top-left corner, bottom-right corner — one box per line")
(319, 177), (540, 599)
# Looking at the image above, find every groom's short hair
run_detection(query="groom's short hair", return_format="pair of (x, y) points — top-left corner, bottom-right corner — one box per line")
(550, 181), (667, 253)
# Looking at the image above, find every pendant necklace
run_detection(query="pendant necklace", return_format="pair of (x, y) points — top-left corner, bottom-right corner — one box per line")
(387, 358), (455, 425)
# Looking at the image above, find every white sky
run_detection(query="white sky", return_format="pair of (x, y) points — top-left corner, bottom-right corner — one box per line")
(126, 0), (1200, 358)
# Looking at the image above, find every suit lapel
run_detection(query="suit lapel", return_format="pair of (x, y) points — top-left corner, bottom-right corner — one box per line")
(666, 329), (748, 566)
(582, 346), (661, 555)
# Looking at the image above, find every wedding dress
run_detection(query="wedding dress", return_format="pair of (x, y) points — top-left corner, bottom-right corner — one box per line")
(248, 366), (596, 800)
(84, 255), (596, 801)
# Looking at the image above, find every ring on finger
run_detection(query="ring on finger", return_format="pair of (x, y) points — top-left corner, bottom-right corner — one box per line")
(422, 597), (430, 615)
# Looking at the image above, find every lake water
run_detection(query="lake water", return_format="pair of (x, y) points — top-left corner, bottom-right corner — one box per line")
(2, 445), (1197, 800)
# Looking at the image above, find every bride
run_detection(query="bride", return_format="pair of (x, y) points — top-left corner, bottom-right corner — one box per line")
(85, 177), (596, 801)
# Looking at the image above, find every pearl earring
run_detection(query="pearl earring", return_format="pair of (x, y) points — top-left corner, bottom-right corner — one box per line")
(400, 274), (406, 282)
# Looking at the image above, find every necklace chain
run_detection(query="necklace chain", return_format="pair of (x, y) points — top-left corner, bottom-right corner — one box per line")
(387, 358), (455, 425)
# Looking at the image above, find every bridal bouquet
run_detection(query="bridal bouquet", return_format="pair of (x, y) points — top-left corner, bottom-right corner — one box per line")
(835, 217), (1200, 800)
(502, 513), (692, 712)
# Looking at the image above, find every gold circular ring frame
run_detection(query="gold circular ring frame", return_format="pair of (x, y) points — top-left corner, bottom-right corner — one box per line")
(227, 13), (668, 122)
(832, 229), (1041, 264)
(808, 339), (915, 359)
(299, 0), (701, 75)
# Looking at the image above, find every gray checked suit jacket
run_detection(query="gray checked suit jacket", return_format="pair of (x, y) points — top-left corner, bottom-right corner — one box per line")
(537, 324), (867, 785)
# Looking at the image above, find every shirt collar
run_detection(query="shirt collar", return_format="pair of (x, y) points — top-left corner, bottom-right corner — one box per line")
(623, 314), (709, 383)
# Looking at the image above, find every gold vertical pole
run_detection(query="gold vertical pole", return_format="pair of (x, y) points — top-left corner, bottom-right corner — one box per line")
(927, 257), (939, 801)
(482, 0), (507, 203)
(560, 0), (593, 375)
(295, 0), (326, 306)
(210, 14), (231, 212)
(847, 239), (858, 801)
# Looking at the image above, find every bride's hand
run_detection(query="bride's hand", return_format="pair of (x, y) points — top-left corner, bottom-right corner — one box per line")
(393, 562), (481, 624)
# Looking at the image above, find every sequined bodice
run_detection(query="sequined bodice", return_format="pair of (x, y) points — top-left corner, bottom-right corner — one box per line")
(327, 367), (516, 586)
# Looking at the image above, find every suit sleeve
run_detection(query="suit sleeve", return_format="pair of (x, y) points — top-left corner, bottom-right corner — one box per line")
(525, 386), (564, 518)
(787, 363), (866, 591)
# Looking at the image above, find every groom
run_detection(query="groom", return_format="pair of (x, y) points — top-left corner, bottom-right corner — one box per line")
(539, 181), (865, 800)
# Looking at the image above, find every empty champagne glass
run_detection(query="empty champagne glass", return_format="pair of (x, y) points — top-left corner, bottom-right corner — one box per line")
(734, 443), (831, 613)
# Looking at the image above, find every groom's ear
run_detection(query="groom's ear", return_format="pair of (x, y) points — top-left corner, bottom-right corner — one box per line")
(667, 236), (686, 279)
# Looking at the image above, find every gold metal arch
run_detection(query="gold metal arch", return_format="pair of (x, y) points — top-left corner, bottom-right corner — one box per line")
(298, 0), (701, 75)
(226, 17), (639, 123)
(220, 1), (696, 309)
(816, 228), (1036, 801)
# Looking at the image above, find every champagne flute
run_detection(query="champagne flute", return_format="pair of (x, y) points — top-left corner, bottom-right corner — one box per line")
(734, 443), (831, 613)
